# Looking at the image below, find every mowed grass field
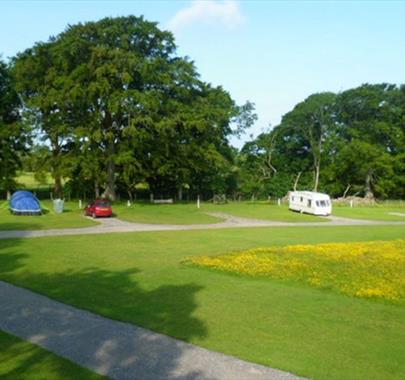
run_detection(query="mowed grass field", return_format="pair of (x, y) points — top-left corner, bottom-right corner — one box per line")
(114, 202), (223, 224)
(0, 331), (105, 380)
(333, 204), (405, 221)
(116, 201), (405, 224)
(203, 202), (328, 222)
(0, 201), (330, 230)
(0, 200), (97, 230)
(1, 225), (404, 380)
(2, 196), (405, 231)
(112, 201), (328, 224)
(15, 172), (54, 189)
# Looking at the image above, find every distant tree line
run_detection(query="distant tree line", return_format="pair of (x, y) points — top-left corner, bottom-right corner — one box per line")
(0, 16), (404, 201)
(239, 85), (405, 200)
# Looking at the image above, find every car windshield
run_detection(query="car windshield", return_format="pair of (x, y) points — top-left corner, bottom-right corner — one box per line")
(95, 201), (110, 207)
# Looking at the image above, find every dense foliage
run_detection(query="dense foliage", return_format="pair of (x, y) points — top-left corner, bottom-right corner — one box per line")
(0, 59), (29, 197)
(240, 84), (405, 199)
(0, 16), (404, 200)
(10, 16), (255, 200)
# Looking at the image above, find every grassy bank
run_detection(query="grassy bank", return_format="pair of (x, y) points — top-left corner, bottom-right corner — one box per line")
(0, 201), (97, 230)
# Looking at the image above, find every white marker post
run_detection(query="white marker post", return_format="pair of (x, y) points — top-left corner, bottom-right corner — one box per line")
(127, 200), (131, 207)
(79, 199), (82, 209)
(277, 198), (281, 206)
(197, 195), (200, 209)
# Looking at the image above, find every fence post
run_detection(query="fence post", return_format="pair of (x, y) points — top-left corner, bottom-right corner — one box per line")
(197, 195), (200, 209)
(277, 198), (281, 206)
(79, 199), (82, 209)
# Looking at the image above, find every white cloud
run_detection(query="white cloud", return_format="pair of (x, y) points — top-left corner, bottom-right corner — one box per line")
(168, 0), (245, 32)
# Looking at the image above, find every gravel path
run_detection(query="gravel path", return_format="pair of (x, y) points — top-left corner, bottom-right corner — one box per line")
(0, 213), (404, 240)
(0, 281), (305, 380)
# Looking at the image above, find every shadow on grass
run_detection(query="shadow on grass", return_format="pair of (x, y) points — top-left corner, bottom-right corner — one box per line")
(0, 330), (104, 379)
(0, 240), (208, 379)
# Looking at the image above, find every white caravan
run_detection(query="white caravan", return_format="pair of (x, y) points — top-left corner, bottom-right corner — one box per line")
(289, 191), (332, 216)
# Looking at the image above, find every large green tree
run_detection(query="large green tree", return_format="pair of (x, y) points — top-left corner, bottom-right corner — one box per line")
(241, 84), (405, 200)
(276, 92), (337, 192)
(14, 16), (254, 200)
(334, 83), (404, 198)
(13, 41), (76, 198)
(0, 59), (28, 197)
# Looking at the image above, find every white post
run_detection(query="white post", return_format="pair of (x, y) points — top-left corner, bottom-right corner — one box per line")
(79, 199), (82, 209)
(127, 200), (131, 207)
(277, 198), (281, 206)
(197, 195), (200, 209)
(350, 200), (353, 208)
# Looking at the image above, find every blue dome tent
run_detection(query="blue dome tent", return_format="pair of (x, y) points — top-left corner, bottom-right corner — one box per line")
(10, 191), (42, 215)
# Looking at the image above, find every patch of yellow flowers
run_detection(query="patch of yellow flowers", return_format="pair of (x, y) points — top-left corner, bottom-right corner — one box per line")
(187, 240), (405, 303)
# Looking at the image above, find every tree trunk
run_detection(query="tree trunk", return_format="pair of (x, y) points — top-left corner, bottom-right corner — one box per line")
(54, 175), (63, 199)
(313, 164), (320, 192)
(51, 137), (63, 199)
(94, 180), (100, 199)
(127, 190), (133, 202)
(364, 171), (374, 199)
(342, 184), (351, 198)
(103, 139), (116, 201)
(293, 172), (302, 191)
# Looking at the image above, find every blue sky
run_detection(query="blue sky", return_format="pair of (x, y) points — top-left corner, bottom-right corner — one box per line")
(1, 0), (404, 146)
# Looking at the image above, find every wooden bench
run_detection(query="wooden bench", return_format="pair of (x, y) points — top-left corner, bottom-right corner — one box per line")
(153, 199), (173, 204)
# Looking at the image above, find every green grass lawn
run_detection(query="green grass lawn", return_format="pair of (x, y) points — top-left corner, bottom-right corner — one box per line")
(0, 200), (97, 230)
(203, 201), (329, 222)
(111, 201), (329, 224)
(333, 205), (405, 221)
(0, 330), (105, 379)
(0, 225), (404, 380)
(114, 202), (223, 224)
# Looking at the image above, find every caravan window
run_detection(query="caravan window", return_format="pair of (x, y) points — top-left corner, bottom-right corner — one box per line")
(300, 197), (303, 202)
(319, 200), (327, 207)
(292, 196), (295, 201)
(308, 199), (312, 207)
(316, 201), (320, 206)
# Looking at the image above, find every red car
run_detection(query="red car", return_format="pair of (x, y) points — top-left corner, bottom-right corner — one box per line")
(85, 199), (113, 218)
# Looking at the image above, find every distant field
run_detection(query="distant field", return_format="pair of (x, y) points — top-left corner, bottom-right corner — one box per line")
(203, 202), (329, 222)
(115, 202), (223, 225)
(0, 200), (97, 230)
(114, 201), (331, 224)
(15, 172), (54, 189)
(0, 330), (105, 379)
(333, 205), (405, 221)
